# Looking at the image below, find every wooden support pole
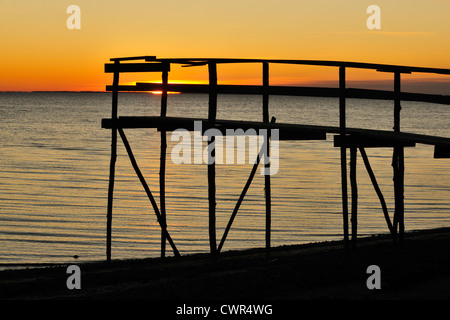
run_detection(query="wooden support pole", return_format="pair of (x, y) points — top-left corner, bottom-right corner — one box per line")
(208, 62), (218, 122)
(392, 149), (400, 244)
(339, 66), (349, 249)
(161, 66), (169, 117)
(394, 72), (401, 133)
(264, 137), (272, 258)
(218, 118), (276, 253)
(350, 147), (358, 249)
(398, 147), (405, 244)
(208, 62), (218, 254)
(262, 62), (269, 123)
(106, 61), (120, 262)
(339, 67), (346, 132)
(118, 127), (180, 257)
(393, 71), (405, 245)
(359, 147), (395, 236)
(393, 147), (405, 245)
(218, 145), (263, 253)
(262, 62), (271, 257)
(159, 66), (169, 258)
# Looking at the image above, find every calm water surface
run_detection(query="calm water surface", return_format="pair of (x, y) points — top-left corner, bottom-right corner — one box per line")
(0, 92), (449, 265)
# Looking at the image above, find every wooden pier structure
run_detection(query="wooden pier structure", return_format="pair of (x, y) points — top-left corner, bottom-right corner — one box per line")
(102, 56), (450, 261)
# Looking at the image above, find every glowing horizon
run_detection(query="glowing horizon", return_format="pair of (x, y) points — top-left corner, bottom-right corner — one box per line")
(1, 1), (450, 93)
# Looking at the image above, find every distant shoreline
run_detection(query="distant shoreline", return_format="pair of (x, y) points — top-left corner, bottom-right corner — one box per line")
(1, 77), (449, 95)
(0, 91), (108, 93)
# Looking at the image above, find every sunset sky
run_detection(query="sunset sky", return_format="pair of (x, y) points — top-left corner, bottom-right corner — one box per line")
(1, 0), (450, 92)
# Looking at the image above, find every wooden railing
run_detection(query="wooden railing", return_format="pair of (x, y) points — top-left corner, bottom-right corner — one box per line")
(103, 56), (450, 261)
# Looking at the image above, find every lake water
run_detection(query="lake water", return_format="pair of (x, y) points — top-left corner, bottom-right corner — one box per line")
(1, 92), (449, 265)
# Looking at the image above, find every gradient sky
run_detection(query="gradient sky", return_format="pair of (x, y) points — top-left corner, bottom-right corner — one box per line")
(1, 0), (450, 92)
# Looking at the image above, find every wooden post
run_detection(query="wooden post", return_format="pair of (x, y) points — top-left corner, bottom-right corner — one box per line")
(398, 147), (405, 244)
(262, 62), (269, 123)
(106, 61), (120, 262)
(394, 72), (401, 133)
(339, 66), (349, 249)
(262, 62), (271, 257)
(350, 147), (358, 248)
(393, 153), (405, 245)
(264, 136), (272, 258)
(159, 66), (169, 258)
(392, 148), (399, 244)
(208, 62), (217, 254)
(393, 71), (405, 245)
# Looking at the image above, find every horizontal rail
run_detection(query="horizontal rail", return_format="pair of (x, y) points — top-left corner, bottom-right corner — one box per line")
(136, 57), (450, 75)
(101, 116), (450, 148)
(105, 63), (170, 73)
(102, 116), (326, 141)
(110, 56), (156, 62)
(105, 83), (450, 105)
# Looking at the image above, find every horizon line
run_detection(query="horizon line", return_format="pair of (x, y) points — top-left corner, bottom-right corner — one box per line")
(1, 78), (448, 94)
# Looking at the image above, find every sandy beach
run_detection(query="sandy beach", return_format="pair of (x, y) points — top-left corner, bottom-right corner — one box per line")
(1, 227), (450, 301)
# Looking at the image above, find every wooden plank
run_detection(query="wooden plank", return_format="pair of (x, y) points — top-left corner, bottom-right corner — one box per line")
(389, 131), (450, 148)
(102, 116), (326, 140)
(150, 58), (450, 75)
(157, 125), (325, 140)
(334, 134), (416, 148)
(105, 62), (170, 73)
(377, 69), (411, 74)
(278, 130), (326, 140)
(110, 56), (156, 62)
(105, 83), (450, 105)
(434, 145), (450, 158)
(397, 91), (450, 105)
(105, 85), (145, 91)
(101, 116), (450, 149)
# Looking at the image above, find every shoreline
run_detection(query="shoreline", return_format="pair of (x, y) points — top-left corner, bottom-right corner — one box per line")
(1, 227), (450, 300)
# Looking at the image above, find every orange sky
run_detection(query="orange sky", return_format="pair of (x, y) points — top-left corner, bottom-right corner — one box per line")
(1, 0), (450, 93)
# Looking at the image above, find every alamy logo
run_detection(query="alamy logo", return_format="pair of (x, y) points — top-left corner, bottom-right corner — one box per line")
(66, 265), (81, 290)
(66, 5), (81, 30)
(366, 265), (381, 290)
(367, 5), (381, 30)
(170, 121), (279, 175)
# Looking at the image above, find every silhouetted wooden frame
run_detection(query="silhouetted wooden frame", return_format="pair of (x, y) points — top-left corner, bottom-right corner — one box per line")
(103, 56), (450, 261)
